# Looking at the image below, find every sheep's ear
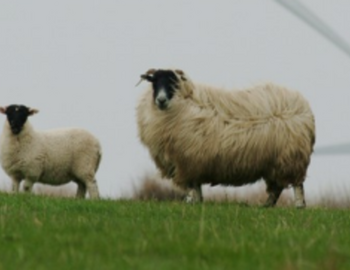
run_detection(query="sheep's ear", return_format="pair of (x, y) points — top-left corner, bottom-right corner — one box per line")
(0, 107), (6, 114)
(145, 68), (156, 75)
(142, 68), (156, 82)
(136, 69), (157, 86)
(28, 108), (39, 116)
(140, 74), (154, 82)
(175, 69), (184, 76)
(175, 69), (187, 81)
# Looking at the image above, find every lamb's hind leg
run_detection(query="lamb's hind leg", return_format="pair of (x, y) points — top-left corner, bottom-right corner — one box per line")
(264, 181), (283, 207)
(75, 170), (99, 199)
(76, 181), (87, 198)
(23, 180), (34, 193)
(293, 183), (306, 209)
(86, 179), (100, 199)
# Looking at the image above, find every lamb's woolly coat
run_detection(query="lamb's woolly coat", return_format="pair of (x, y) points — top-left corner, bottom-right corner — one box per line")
(0, 121), (101, 196)
(137, 73), (315, 191)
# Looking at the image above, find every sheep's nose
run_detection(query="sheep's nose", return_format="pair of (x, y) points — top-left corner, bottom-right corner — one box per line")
(157, 97), (166, 105)
(156, 96), (168, 110)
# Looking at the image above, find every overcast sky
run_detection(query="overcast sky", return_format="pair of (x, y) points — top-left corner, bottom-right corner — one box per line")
(1, 1), (350, 199)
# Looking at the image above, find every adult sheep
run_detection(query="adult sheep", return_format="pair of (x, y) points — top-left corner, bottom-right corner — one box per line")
(0, 104), (101, 199)
(136, 69), (315, 208)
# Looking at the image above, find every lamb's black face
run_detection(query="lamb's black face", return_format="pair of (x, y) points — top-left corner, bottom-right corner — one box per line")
(2, 105), (33, 135)
(143, 70), (180, 110)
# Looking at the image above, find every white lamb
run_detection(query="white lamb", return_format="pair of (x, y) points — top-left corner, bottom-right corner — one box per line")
(136, 69), (315, 208)
(0, 105), (101, 199)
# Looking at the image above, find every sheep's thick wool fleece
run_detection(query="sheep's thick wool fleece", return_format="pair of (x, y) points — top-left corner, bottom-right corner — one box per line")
(137, 80), (315, 187)
(0, 122), (101, 185)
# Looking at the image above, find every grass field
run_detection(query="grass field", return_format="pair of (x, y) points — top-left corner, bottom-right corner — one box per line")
(0, 193), (349, 270)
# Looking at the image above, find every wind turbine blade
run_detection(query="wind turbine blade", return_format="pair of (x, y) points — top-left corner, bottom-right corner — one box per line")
(274, 0), (350, 59)
(314, 143), (350, 155)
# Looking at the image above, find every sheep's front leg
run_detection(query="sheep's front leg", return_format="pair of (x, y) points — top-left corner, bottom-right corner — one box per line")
(185, 184), (203, 203)
(293, 184), (306, 208)
(264, 181), (283, 207)
(23, 180), (34, 193)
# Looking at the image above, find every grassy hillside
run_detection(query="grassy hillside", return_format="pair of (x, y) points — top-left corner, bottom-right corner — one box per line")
(0, 193), (349, 270)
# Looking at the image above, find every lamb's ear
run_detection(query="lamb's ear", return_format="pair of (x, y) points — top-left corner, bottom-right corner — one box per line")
(0, 107), (6, 114)
(28, 108), (39, 116)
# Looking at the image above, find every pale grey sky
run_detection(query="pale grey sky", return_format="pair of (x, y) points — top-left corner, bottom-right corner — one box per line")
(1, 1), (350, 198)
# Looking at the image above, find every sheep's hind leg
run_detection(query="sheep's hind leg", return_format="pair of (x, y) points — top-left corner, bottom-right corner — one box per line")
(264, 181), (283, 207)
(76, 182), (87, 198)
(185, 184), (203, 204)
(293, 184), (306, 209)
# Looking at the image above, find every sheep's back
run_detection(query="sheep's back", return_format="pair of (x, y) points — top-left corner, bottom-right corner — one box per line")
(182, 83), (314, 179)
(137, 82), (315, 186)
(193, 83), (312, 120)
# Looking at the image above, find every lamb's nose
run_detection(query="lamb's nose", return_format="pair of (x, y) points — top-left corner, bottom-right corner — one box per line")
(11, 127), (21, 135)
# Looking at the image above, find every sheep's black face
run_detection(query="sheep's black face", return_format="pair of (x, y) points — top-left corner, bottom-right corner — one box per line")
(144, 70), (180, 110)
(2, 105), (32, 135)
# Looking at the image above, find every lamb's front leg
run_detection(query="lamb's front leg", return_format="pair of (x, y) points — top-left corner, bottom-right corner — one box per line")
(11, 178), (21, 193)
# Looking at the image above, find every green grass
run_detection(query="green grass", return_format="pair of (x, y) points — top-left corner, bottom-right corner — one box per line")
(0, 193), (349, 270)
